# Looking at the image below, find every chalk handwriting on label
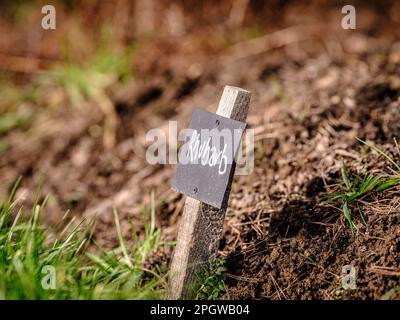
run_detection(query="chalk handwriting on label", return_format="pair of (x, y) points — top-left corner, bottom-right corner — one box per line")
(172, 108), (246, 208)
(186, 130), (228, 175)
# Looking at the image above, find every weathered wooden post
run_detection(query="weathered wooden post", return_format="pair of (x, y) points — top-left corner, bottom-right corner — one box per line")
(168, 86), (251, 299)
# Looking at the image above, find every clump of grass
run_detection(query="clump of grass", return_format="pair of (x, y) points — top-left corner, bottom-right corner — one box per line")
(0, 180), (166, 299)
(326, 139), (400, 236)
(194, 257), (227, 300)
(326, 161), (382, 236)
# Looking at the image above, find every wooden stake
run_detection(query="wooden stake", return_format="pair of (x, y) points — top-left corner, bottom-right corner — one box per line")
(167, 86), (251, 299)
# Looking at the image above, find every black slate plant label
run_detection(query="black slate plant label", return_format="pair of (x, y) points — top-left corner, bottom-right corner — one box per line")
(172, 108), (246, 208)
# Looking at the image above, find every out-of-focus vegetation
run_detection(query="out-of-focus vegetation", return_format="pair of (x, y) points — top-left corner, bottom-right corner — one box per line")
(41, 24), (136, 108)
(0, 8), (136, 149)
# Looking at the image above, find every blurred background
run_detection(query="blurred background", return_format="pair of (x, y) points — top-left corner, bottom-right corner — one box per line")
(1, 0), (400, 299)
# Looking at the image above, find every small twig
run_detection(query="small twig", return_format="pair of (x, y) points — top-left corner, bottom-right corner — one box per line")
(368, 266), (400, 276)
(224, 25), (315, 62)
(268, 272), (287, 300)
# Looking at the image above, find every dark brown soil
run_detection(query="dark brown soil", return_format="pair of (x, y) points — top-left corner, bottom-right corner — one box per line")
(1, 0), (400, 299)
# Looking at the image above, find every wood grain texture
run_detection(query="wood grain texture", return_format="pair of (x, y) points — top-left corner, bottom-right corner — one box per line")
(167, 86), (251, 299)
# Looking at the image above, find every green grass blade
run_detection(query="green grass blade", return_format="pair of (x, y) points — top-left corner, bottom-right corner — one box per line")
(358, 138), (400, 172)
(341, 161), (352, 191)
(360, 174), (381, 194)
(7, 176), (22, 204)
(113, 208), (133, 269)
(343, 202), (356, 237)
(376, 177), (400, 192)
